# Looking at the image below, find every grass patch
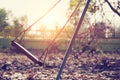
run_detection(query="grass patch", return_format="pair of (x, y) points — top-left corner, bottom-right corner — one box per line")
(0, 38), (11, 51)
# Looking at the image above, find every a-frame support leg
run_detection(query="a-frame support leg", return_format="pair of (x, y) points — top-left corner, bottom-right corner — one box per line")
(55, 0), (91, 80)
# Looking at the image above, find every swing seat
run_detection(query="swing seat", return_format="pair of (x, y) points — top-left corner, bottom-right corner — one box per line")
(11, 41), (43, 66)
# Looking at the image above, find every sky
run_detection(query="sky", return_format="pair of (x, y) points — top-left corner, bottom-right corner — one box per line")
(0, 0), (120, 30)
(0, 0), (69, 30)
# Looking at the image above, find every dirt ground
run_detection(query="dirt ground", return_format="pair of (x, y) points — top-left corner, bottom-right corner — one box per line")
(0, 51), (120, 80)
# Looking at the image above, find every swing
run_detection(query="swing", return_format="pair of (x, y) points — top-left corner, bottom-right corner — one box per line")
(11, 0), (80, 66)
(11, 41), (43, 65)
(11, 0), (61, 66)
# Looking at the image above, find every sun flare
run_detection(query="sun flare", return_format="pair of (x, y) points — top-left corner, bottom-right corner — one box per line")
(30, 15), (56, 31)
(28, 15), (57, 36)
(42, 15), (56, 30)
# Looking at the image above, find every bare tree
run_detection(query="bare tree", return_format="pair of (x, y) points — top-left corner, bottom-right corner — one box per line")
(105, 0), (120, 16)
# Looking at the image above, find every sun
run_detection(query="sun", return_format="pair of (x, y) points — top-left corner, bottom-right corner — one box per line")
(29, 15), (56, 31)
(43, 15), (56, 30)
(28, 15), (57, 36)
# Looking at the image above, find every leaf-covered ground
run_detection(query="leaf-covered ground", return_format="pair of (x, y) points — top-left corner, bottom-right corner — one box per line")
(0, 51), (120, 80)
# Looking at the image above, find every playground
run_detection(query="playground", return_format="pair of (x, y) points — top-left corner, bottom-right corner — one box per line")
(0, 0), (120, 80)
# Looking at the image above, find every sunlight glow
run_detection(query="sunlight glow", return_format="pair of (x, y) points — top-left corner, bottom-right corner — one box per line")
(42, 15), (56, 30)
(28, 15), (58, 37)
(29, 15), (57, 34)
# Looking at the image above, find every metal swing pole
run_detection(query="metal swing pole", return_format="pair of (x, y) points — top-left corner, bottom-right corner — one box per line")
(55, 0), (91, 80)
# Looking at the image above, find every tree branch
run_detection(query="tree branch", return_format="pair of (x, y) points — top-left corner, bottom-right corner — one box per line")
(105, 0), (120, 16)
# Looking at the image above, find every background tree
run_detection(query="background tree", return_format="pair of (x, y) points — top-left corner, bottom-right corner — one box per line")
(65, 0), (97, 39)
(0, 8), (28, 38)
(0, 8), (9, 32)
(67, 0), (120, 39)
(12, 15), (28, 38)
(68, 0), (99, 26)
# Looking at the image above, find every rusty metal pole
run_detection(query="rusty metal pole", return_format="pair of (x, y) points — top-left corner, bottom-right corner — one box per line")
(55, 0), (91, 80)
